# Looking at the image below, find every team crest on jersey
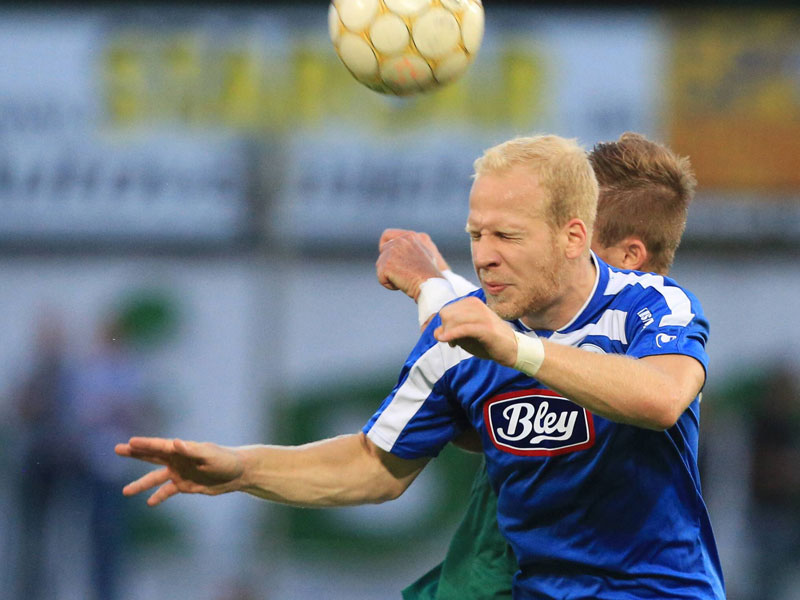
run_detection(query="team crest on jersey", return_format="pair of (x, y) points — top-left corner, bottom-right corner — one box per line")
(484, 389), (595, 456)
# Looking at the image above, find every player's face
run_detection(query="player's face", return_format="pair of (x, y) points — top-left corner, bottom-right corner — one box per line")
(467, 167), (568, 321)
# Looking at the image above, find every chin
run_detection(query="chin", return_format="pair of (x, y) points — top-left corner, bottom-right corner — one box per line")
(486, 297), (522, 321)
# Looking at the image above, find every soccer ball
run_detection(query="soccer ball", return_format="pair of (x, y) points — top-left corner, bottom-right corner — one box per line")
(328, 0), (484, 96)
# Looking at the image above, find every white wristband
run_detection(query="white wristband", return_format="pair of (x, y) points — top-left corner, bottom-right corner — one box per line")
(417, 278), (457, 327)
(513, 331), (545, 377)
(442, 269), (479, 296)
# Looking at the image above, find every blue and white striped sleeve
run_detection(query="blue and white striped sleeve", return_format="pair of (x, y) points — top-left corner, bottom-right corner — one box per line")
(363, 319), (471, 460)
(623, 277), (709, 374)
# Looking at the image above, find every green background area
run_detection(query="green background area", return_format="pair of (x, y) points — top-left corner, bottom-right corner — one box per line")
(269, 373), (482, 558)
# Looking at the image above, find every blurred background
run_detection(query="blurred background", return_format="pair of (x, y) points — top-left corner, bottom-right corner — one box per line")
(0, 1), (798, 599)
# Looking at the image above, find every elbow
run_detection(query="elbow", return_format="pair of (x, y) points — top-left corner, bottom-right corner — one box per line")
(369, 479), (408, 504)
(646, 412), (679, 432)
(642, 393), (685, 431)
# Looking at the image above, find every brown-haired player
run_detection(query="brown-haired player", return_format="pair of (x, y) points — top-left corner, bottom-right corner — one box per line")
(376, 132), (698, 600)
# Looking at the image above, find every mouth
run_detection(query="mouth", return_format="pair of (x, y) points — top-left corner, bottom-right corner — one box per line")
(483, 281), (508, 295)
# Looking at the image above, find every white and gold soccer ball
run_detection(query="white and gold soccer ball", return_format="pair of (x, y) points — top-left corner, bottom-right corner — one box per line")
(328, 0), (485, 96)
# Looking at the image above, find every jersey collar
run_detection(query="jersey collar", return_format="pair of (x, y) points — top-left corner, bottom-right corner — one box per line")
(517, 251), (609, 337)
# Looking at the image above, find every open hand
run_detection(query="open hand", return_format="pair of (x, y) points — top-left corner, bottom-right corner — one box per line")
(115, 437), (245, 506)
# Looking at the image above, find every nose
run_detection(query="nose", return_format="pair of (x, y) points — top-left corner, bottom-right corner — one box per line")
(471, 237), (501, 272)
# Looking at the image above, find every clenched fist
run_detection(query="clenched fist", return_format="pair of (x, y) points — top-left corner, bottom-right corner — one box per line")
(434, 296), (519, 367)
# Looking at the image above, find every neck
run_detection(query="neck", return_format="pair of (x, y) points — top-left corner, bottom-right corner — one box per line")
(521, 252), (597, 331)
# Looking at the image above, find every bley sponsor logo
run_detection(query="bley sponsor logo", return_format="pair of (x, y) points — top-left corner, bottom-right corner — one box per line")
(484, 389), (595, 456)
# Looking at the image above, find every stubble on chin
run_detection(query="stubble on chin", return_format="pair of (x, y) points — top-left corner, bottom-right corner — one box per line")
(485, 293), (523, 321)
(487, 272), (563, 322)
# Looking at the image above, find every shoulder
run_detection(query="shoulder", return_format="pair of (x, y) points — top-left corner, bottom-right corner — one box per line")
(603, 267), (705, 329)
(598, 267), (709, 363)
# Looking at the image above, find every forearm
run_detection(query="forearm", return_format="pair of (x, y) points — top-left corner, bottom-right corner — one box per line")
(535, 342), (694, 430)
(235, 433), (425, 507)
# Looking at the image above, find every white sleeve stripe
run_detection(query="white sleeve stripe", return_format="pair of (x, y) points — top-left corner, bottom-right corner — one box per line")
(657, 286), (695, 327)
(365, 428), (397, 453)
(604, 270), (695, 327)
(549, 309), (629, 346)
(368, 342), (471, 450)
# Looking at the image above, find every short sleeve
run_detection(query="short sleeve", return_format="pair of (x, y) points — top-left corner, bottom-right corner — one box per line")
(625, 283), (710, 377)
(363, 317), (470, 459)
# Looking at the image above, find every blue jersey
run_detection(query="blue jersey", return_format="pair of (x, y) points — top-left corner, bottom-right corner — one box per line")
(364, 254), (725, 600)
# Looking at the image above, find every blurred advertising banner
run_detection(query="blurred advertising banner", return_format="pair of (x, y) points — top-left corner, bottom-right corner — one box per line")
(668, 11), (800, 191)
(0, 8), (664, 248)
(0, 133), (249, 244)
(98, 9), (660, 140)
(0, 15), (251, 246)
(96, 7), (654, 248)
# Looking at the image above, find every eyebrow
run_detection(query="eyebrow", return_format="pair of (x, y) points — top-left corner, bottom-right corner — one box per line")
(465, 224), (525, 235)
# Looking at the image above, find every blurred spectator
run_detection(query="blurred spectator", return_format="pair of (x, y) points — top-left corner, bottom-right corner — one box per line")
(748, 366), (800, 600)
(12, 298), (169, 600)
(70, 312), (159, 600)
(13, 312), (82, 600)
(705, 363), (800, 600)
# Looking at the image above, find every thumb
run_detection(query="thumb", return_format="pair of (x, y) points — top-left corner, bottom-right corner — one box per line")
(434, 325), (456, 344)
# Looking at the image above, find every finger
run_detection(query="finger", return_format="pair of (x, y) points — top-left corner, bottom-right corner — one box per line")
(376, 267), (400, 291)
(379, 229), (411, 250)
(148, 480), (180, 507)
(173, 438), (207, 462)
(128, 436), (207, 465)
(115, 443), (133, 457)
(127, 436), (177, 456)
(125, 450), (170, 466)
(436, 322), (477, 344)
(123, 467), (171, 496)
(116, 444), (170, 467)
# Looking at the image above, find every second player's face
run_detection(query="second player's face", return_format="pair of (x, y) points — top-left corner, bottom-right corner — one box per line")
(467, 166), (567, 321)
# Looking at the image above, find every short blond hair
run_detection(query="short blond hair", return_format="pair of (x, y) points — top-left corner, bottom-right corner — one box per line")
(473, 135), (598, 235)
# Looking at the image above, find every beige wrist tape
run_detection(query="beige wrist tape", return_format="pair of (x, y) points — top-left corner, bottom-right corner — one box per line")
(417, 277), (457, 327)
(513, 331), (545, 376)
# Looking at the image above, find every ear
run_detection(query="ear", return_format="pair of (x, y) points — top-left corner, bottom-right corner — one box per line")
(618, 237), (649, 271)
(562, 218), (589, 259)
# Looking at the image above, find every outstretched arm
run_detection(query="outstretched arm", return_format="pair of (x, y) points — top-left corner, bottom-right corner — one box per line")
(116, 432), (428, 508)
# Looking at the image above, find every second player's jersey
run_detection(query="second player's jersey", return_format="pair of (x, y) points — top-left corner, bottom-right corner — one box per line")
(364, 253), (725, 600)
